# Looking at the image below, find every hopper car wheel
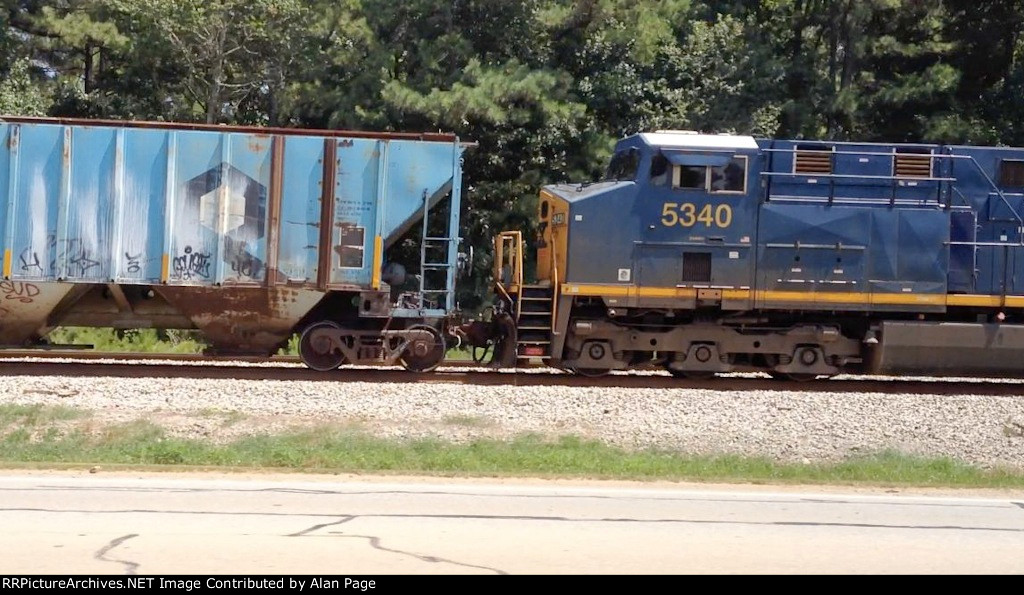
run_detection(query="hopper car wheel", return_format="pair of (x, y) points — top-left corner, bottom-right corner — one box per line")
(299, 321), (346, 372)
(400, 325), (446, 373)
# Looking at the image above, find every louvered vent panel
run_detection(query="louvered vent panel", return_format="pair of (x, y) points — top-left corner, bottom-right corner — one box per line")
(895, 153), (932, 178)
(794, 150), (832, 174)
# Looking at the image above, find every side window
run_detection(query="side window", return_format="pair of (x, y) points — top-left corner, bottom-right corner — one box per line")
(338, 225), (365, 268)
(650, 154), (670, 186)
(604, 149), (640, 182)
(999, 160), (1024, 187)
(710, 156), (747, 193)
(674, 165), (707, 189)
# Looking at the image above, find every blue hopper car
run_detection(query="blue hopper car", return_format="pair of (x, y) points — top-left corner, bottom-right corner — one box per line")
(0, 116), (468, 372)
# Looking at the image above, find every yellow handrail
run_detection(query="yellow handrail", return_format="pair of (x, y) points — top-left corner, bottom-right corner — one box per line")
(550, 241), (558, 336)
(494, 231), (524, 319)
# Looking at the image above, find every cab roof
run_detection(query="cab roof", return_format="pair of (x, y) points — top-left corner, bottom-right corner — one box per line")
(637, 131), (759, 151)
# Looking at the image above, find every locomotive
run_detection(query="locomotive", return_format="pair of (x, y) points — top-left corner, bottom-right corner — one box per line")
(479, 130), (1024, 378)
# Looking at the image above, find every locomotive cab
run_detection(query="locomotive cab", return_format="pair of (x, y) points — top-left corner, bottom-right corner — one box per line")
(492, 131), (768, 371)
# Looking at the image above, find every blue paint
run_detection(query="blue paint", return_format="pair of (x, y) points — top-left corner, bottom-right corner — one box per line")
(549, 131), (1024, 312)
(0, 120), (465, 317)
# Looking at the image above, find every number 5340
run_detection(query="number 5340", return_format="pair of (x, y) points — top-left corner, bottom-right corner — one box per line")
(661, 202), (732, 228)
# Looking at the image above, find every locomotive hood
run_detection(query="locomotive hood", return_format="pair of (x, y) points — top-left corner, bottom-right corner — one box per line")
(542, 180), (632, 202)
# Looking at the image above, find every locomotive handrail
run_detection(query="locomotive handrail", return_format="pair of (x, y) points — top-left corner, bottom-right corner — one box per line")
(551, 241), (559, 336)
(760, 171), (955, 183)
(959, 156), (1024, 231)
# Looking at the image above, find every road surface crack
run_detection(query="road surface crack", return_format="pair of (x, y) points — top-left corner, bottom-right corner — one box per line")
(288, 516), (355, 536)
(334, 533), (508, 575)
(95, 533), (139, 575)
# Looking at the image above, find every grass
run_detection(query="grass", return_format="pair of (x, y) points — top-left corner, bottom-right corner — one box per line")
(0, 405), (1021, 488)
(443, 414), (492, 428)
(44, 326), (478, 362)
(0, 403), (89, 426)
(46, 327), (206, 354)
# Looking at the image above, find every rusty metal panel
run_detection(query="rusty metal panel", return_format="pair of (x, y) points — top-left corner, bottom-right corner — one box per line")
(265, 135), (284, 286)
(316, 138), (337, 290)
(2, 115), (458, 143)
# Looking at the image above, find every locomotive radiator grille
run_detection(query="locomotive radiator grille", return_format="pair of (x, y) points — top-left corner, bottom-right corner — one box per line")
(681, 252), (712, 283)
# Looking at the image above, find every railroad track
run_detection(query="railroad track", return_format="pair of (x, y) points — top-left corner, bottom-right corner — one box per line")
(0, 349), (494, 367)
(0, 352), (1023, 396)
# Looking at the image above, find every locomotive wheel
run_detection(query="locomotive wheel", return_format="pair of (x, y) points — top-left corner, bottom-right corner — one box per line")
(400, 325), (446, 373)
(299, 321), (345, 372)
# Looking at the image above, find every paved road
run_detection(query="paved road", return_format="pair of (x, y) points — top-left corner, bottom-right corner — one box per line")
(1, 473), (1022, 574)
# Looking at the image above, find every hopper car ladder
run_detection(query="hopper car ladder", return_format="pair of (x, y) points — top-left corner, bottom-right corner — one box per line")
(418, 189), (458, 311)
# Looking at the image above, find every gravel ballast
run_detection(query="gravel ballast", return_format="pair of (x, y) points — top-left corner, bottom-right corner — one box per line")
(2, 364), (1023, 469)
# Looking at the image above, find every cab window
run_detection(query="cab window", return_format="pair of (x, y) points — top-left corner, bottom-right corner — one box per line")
(604, 149), (640, 182)
(650, 154), (670, 186)
(674, 166), (706, 189)
(710, 156), (747, 193)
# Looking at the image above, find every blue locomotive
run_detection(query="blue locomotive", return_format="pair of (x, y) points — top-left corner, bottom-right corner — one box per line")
(487, 131), (1024, 378)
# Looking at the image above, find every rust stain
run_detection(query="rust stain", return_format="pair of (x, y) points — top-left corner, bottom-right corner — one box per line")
(247, 137), (268, 153)
(0, 115), (461, 144)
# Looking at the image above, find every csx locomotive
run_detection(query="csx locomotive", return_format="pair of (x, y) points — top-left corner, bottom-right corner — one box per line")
(481, 131), (1024, 378)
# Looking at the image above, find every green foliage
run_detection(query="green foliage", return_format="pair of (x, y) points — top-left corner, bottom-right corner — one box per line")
(7, 0), (1024, 306)
(46, 327), (206, 353)
(0, 59), (49, 116)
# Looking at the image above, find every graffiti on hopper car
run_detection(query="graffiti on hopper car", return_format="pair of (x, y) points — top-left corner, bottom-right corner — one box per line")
(125, 253), (142, 275)
(172, 246), (212, 280)
(0, 280), (40, 303)
(18, 235), (101, 277)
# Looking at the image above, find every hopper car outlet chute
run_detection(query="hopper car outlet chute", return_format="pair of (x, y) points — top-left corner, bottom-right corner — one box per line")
(0, 116), (469, 372)
(482, 130), (1024, 379)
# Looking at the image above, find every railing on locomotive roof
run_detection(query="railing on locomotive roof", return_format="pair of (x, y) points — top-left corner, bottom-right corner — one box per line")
(761, 147), (1024, 224)
(760, 147), (1024, 247)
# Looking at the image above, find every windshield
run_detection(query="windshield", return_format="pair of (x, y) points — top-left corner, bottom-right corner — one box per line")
(603, 149), (639, 182)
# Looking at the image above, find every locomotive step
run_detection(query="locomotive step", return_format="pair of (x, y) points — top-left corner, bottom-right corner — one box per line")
(520, 287), (554, 298)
